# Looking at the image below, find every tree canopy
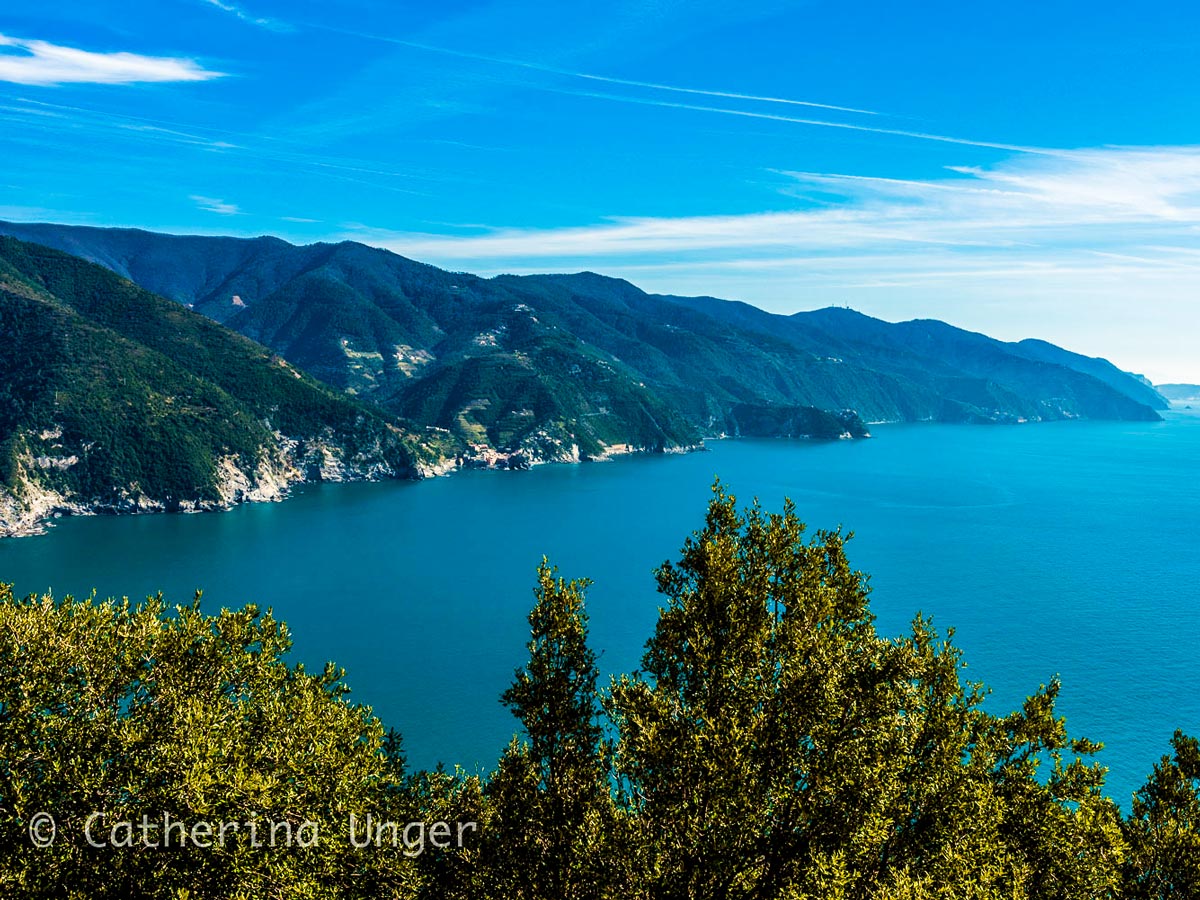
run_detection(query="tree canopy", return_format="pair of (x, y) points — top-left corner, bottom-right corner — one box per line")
(1, 484), (1195, 898)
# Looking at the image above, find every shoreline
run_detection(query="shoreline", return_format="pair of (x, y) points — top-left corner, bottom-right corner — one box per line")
(4, 411), (1180, 540)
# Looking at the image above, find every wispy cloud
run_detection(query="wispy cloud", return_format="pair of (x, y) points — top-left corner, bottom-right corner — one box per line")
(1, 97), (445, 196)
(190, 195), (240, 215)
(201, 0), (291, 32)
(0, 33), (224, 86)
(358, 147), (1200, 262)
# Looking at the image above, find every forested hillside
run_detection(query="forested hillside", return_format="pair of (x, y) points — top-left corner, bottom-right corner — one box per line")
(0, 223), (1164, 447)
(0, 237), (427, 537)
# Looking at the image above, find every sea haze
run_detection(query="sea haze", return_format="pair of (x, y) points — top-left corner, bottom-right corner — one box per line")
(2, 411), (1197, 808)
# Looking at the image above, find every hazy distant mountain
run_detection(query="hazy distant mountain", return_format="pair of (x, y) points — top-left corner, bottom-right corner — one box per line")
(0, 236), (425, 537)
(1156, 384), (1200, 403)
(1006, 339), (1168, 411)
(0, 222), (1162, 467)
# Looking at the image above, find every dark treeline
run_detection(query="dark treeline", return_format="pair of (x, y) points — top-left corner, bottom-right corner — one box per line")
(1, 486), (1197, 899)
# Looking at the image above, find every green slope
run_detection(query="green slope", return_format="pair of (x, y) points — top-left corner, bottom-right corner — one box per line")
(389, 332), (700, 462)
(0, 222), (1161, 450)
(0, 237), (424, 537)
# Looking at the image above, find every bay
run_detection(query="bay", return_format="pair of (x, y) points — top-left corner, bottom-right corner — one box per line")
(2, 411), (1198, 807)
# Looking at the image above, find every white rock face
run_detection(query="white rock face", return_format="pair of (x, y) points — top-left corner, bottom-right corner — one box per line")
(0, 423), (416, 539)
(213, 453), (296, 505)
(0, 414), (699, 539)
(0, 481), (83, 537)
(0, 445), (94, 537)
(34, 454), (79, 470)
(416, 457), (459, 478)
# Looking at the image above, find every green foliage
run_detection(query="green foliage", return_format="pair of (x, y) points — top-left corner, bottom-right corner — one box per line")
(1, 487), (1196, 898)
(478, 561), (618, 899)
(609, 484), (1126, 899)
(1122, 731), (1200, 899)
(0, 584), (427, 898)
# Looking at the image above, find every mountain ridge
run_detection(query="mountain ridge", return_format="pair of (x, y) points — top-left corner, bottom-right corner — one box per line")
(1156, 384), (1200, 403)
(0, 222), (1163, 469)
(0, 236), (434, 537)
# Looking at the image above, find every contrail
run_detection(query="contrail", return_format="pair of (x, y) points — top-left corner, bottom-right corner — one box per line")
(552, 88), (1061, 156)
(297, 24), (878, 116)
(298, 24), (1057, 154)
(569, 72), (877, 116)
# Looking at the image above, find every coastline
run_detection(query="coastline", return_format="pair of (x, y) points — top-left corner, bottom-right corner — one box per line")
(7, 410), (1182, 540)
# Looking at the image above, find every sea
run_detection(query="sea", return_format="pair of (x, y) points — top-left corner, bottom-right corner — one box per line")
(2, 410), (1197, 807)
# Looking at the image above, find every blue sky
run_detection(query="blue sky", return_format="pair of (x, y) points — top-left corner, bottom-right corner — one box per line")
(3, 0), (1199, 381)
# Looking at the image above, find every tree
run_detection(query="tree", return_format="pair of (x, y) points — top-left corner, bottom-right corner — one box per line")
(607, 483), (1125, 900)
(0, 585), (421, 899)
(1123, 730), (1200, 899)
(479, 560), (618, 899)
(3, 486), (1188, 900)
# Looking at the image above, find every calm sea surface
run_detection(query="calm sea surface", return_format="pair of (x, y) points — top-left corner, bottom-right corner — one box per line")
(2, 411), (1198, 806)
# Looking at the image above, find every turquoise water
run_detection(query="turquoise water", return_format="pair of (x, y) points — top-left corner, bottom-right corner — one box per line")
(2, 412), (1198, 807)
